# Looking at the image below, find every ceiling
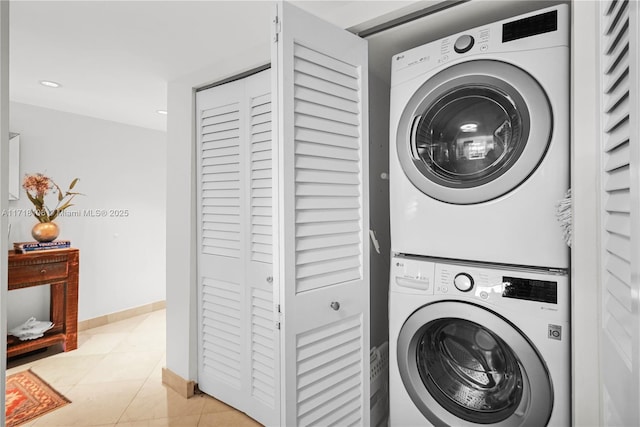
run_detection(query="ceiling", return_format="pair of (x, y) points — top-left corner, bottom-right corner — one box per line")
(9, 0), (417, 131)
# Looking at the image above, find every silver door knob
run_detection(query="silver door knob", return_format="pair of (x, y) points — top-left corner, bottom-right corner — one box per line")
(330, 301), (340, 311)
(266, 276), (273, 283)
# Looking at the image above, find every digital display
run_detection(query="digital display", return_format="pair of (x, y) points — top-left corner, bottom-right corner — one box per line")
(503, 10), (558, 43)
(502, 276), (557, 304)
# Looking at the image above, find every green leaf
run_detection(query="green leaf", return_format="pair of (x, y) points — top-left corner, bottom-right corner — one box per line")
(26, 191), (43, 210)
(25, 191), (37, 204)
(56, 200), (74, 212)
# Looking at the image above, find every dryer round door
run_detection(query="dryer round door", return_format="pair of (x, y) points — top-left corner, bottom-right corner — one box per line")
(397, 301), (553, 426)
(396, 60), (552, 204)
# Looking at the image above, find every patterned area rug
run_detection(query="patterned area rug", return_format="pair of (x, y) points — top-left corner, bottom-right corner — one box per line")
(5, 369), (71, 426)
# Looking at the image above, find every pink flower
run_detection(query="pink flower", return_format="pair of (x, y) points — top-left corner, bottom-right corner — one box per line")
(22, 173), (52, 197)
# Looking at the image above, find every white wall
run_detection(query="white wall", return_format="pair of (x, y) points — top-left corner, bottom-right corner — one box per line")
(7, 102), (167, 326)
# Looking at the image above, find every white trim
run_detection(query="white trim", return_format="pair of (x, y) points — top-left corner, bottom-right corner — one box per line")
(0, 2), (9, 425)
(570, 2), (602, 425)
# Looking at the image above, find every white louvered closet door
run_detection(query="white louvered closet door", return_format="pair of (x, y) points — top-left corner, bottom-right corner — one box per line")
(272, 3), (370, 426)
(244, 71), (279, 426)
(600, 0), (640, 426)
(196, 70), (279, 427)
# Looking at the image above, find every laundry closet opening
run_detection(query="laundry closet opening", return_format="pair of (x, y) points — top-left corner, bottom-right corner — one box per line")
(177, 2), (570, 426)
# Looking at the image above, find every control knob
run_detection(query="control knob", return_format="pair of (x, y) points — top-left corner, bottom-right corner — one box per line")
(454, 273), (474, 292)
(454, 34), (475, 54)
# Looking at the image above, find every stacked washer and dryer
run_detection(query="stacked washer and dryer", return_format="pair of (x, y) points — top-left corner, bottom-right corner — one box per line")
(388, 5), (570, 427)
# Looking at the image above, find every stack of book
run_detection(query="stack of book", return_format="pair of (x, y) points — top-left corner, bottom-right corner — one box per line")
(13, 240), (71, 254)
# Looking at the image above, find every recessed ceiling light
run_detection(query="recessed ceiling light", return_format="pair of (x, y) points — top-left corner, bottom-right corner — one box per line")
(39, 80), (61, 88)
(156, 110), (168, 115)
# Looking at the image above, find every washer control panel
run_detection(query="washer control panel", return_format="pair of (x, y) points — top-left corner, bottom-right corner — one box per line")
(392, 256), (568, 315)
(434, 263), (562, 309)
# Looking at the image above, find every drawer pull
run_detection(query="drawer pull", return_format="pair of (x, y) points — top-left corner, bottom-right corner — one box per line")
(40, 269), (47, 274)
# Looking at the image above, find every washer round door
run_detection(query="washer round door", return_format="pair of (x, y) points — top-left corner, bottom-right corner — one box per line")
(397, 301), (553, 426)
(396, 60), (552, 204)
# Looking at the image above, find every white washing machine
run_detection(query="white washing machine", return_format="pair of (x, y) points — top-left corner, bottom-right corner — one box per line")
(389, 5), (570, 269)
(389, 255), (570, 426)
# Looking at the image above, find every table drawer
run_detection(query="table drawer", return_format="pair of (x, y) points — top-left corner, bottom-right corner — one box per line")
(9, 261), (68, 286)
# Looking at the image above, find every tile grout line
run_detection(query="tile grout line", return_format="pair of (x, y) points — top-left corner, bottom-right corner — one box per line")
(113, 374), (148, 426)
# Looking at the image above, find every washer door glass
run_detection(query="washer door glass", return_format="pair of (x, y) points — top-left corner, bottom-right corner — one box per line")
(396, 301), (553, 426)
(417, 318), (523, 424)
(396, 60), (552, 204)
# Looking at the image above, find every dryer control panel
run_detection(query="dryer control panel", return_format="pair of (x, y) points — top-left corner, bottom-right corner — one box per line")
(390, 5), (569, 86)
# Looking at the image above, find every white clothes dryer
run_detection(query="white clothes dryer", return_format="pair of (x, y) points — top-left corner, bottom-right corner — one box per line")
(389, 5), (570, 268)
(389, 255), (570, 426)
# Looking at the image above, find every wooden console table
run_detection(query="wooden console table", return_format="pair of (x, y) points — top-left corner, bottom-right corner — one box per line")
(7, 248), (79, 358)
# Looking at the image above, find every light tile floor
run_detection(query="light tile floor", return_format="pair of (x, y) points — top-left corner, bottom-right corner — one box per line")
(7, 309), (262, 427)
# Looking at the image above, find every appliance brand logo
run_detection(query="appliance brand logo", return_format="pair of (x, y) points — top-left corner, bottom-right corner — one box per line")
(548, 324), (562, 340)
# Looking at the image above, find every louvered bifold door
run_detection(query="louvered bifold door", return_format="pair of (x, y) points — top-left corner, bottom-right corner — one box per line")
(599, 1), (640, 426)
(244, 71), (279, 427)
(196, 79), (247, 409)
(272, 3), (370, 426)
(196, 71), (278, 426)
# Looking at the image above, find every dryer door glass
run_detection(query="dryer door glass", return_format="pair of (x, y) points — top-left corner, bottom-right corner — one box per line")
(416, 318), (523, 424)
(396, 60), (552, 204)
(414, 85), (524, 186)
